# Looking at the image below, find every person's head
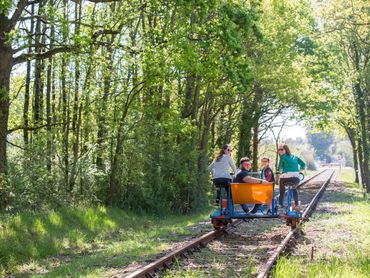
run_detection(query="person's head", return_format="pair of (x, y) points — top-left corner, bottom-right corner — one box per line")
(261, 157), (270, 168)
(278, 144), (291, 156)
(239, 157), (251, 171)
(216, 144), (233, 161)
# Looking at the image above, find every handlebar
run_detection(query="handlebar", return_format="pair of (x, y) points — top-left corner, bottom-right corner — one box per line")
(275, 172), (305, 180)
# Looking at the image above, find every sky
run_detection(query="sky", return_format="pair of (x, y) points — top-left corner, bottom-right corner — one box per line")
(279, 124), (306, 140)
(266, 115), (307, 141)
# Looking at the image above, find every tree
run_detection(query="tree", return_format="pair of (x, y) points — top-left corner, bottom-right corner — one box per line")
(308, 0), (369, 191)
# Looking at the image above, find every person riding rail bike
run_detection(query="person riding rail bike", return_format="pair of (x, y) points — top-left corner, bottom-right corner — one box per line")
(208, 144), (237, 206)
(261, 157), (275, 183)
(234, 157), (269, 214)
(277, 144), (306, 208)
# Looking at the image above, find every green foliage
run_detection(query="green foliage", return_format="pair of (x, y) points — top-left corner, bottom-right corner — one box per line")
(0, 174), (8, 209)
(307, 131), (335, 161)
(0, 0), (11, 15)
(3, 0), (364, 214)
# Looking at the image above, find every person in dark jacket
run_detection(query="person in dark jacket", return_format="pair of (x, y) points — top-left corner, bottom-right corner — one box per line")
(261, 157), (275, 182)
(234, 157), (269, 214)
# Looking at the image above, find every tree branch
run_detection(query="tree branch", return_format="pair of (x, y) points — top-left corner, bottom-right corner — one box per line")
(12, 43), (48, 54)
(6, 139), (26, 150)
(10, 0), (29, 29)
(12, 46), (74, 65)
(27, 0), (42, 4)
(70, 0), (121, 3)
(8, 122), (64, 134)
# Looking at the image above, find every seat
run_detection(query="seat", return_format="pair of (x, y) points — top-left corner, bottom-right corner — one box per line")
(230, 182), (274, 205)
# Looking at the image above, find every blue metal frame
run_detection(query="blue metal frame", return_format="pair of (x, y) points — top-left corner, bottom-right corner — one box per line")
(284, 184), (302, 219)
(210, 179), (305, 224)
(210, 184), (280, 221)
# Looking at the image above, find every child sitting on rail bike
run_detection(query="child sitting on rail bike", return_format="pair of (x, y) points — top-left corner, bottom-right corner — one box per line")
(234, 157), (269, 214)
(208, 144), (238, 206)
(261, 157), (275, 183)
(277, 144), (306, 208)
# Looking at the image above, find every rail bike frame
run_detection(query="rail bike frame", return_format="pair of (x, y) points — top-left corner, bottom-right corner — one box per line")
(210, 173), (305, 229)
(210, 182), (279, 229)
(282, 182), (303, 228)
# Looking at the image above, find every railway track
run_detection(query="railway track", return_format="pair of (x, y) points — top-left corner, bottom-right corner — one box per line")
(257, 169), (335, 278)
(118, 169), (334, 278)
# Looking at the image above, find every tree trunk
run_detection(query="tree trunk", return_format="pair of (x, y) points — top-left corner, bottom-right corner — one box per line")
(61, 56), (70, 190)
(353, 145), (360, 184)
(182, 74), (196, 118)
(354, 82), (370, 192)
(96, 43), (114, 170)
(0, 55), (11, 176)
(0, 14), (13, 175)
(69, 58), (80, 191)
(69, 2), (82, 191)
(24, 4), (35, 145)
(238, 84), (262, 163)
(198, 88), (212, 177)
(33, 2), (45, 125)
(238, 96), (253, 161)
(344, 126), (359, 183)
(46, 10), (55, 173)
(225, 104), (234, 144)
(356, 86), (369, 192)
(46, 55), (52, 172)
(357, 137), (365, 188)
(109, 101), (132, 206)
(252, 122), (259, 172)
(252, 84), (263, 172)
(61, 1), (70, 191)
(352, 42), (370, 191)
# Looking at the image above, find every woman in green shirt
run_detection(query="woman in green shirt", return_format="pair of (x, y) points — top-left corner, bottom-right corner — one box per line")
(277, 144), (306, 207)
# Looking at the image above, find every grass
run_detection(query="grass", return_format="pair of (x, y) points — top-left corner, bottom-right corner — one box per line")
(339, 167), (355, 183)
(275, 254), (369, 278)
(274, 167), (370, 278)
(0, 207), (211, 277)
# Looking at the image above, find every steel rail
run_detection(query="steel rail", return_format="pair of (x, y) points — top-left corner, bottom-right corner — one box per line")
(256, 169), (335, 278)
(297, 168), (328, 188)
(119, 220), (244, 278)
(118, 169), (329, 278)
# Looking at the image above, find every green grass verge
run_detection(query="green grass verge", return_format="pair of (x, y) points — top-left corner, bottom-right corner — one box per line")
(274, 173), (370, 278)
(0, 207), (211, 277)
(339, 167), (356, 184)
(275, 254), (369, 278)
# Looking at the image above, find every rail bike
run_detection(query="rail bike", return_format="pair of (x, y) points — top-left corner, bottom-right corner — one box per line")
(210, 173), (304, 230)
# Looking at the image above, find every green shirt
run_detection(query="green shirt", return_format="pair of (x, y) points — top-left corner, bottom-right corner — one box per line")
(278, 154), (306, 173)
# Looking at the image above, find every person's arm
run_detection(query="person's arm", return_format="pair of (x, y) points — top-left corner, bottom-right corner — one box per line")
(297, 157), (306, 170)
(278, 155), (285, 173)
(228, 156), (238, 175)
(242, 176), (269, 184)
(277, 157), (282, 173)
(208, 160), (215, 172)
